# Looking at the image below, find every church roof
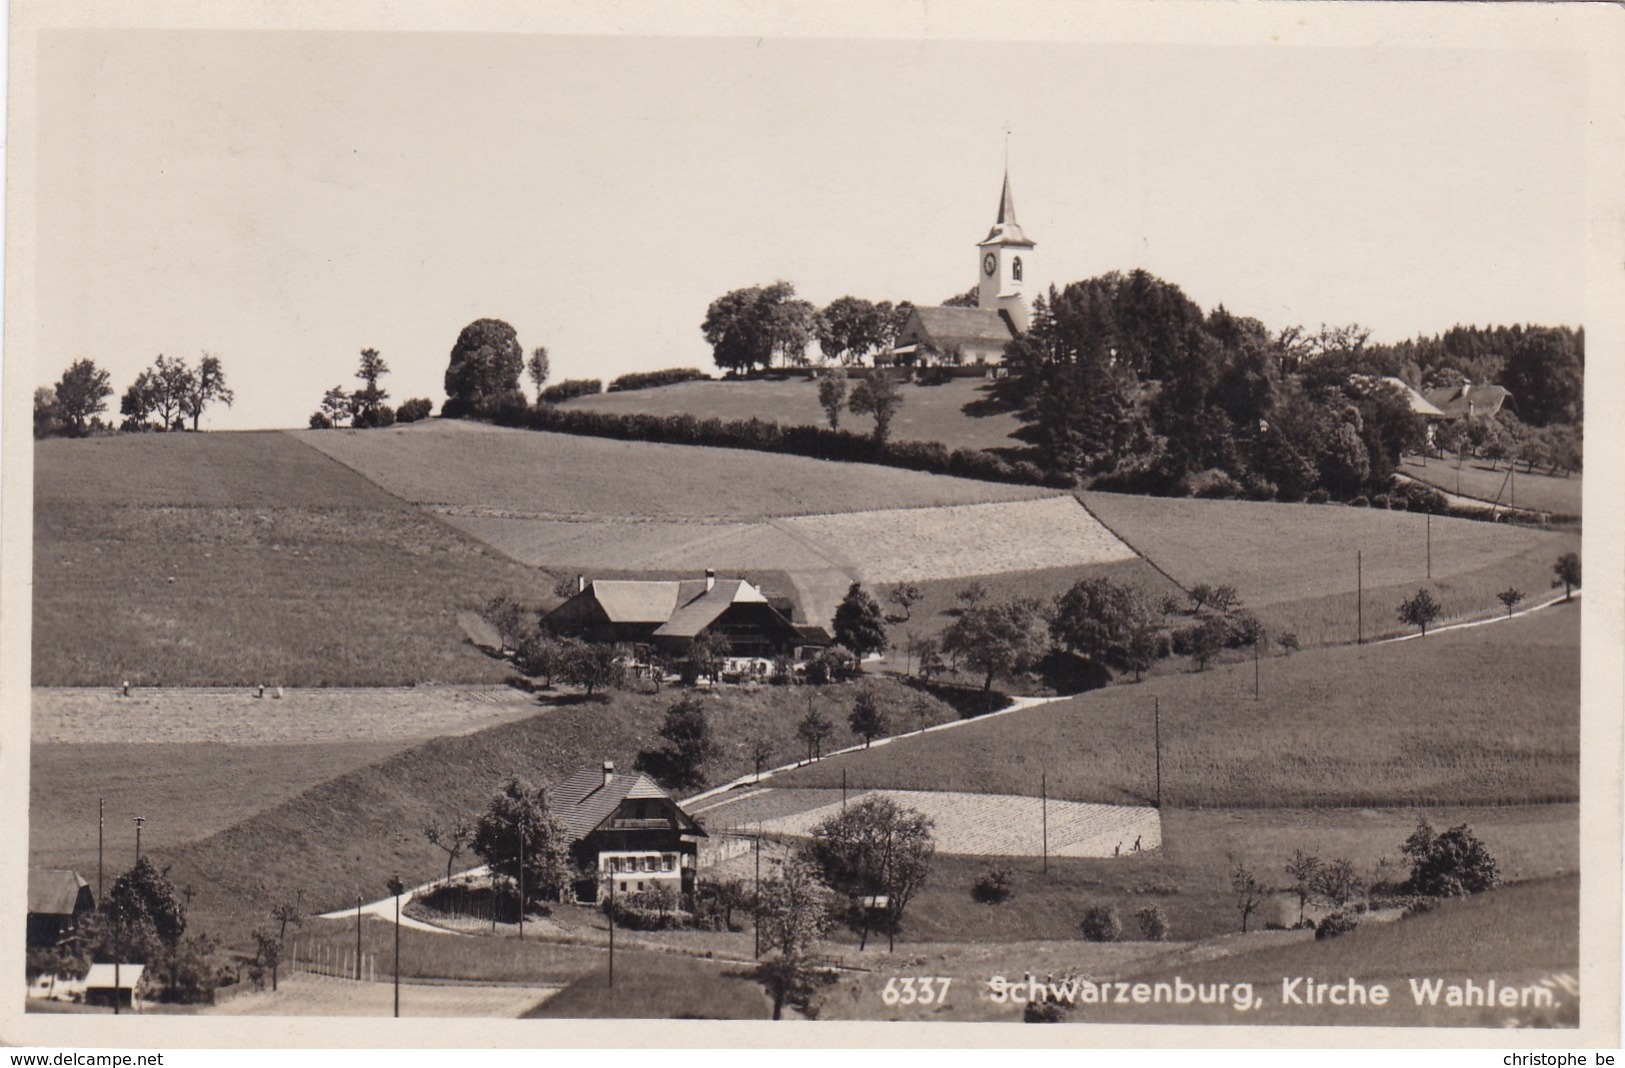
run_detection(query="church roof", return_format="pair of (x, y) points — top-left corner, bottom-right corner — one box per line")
(908, 306), (1018, 347)
(980, 169), (1035, 248)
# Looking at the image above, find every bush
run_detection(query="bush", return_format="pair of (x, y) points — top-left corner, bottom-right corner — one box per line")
(1371, 493), (1391, 510)
(308, 411), (333, 429)
(972, 863), (1015, 905)
(1314, 911), (1359, 940)
(1023, 1001), (1067, 1023)
(1191, 470), (1244, 499)
(1306, 488), (1331, 504)
(1079, 904), (1121, 942)
(609, 368), (708, 392)
(601, 889), (691, 930)
(397, 397), (434, 423)
(1401, 820), (1499, 897)
(1401, 896), (1439, 919)
(1134, 904), (1170, 941)
(539, 378), (604, 404)
(1349, 495), (1369, 507)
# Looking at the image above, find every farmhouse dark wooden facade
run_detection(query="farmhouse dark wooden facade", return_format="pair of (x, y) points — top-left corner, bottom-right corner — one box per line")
(554, 761), (707, 902)
(27, 869), (95, 949)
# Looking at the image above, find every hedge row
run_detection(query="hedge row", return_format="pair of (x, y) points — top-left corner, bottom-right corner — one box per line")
(539, 378), (603, 404)
(608, 368), (709, 392)
(484, 402), (1074, 489)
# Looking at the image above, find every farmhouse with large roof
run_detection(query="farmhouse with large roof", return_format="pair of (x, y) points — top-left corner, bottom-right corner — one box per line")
(889, 167), (1036, 367)
(547, 570), (828, 657)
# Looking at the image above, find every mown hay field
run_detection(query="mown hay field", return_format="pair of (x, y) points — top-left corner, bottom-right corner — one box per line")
(298, 419), (1047, 517)
(1400, 455), (1582, 517)
(446, 496), (1134, 584)
(33, 432), (554, 687)
(774, 604), (1580, 808)
(563, 376), (1025, 454)
(698, 787), (1162, 858)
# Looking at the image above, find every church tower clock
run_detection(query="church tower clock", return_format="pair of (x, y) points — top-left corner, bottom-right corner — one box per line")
(975, 168), (1036, 332)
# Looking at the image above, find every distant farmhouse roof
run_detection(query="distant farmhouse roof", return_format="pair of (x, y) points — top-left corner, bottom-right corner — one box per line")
(589, 579), (708, 625)
(1381, 377), (1446, 419)
(551, 764), (706, 842)
(28, 870), (91, 917)
(980, 171), (1036, 248)
(655, 578), (767, 639)
(1424, 381), (1511, 420)
(547, 572), (818, 655)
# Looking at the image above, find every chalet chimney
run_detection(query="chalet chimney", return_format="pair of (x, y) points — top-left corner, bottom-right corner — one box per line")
(602, 760), (614, 787)
(705, 568), (716, 593)
(577, 574), (586, 594)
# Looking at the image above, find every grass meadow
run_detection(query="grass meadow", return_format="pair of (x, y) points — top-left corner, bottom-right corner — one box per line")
(33, 432), (555, 686)
(818, 874), (1577, 1025)
(563, 375), (1025, 455)
(775, 604), (1579, 808)
(1400, 454), (1582, 517)
(141, 677), (966, 945)
(298, 419), (1047, 517)
(1080, 489), (1579, 644)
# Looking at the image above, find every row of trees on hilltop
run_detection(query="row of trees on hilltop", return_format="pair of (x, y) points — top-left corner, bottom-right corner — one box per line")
(36, 354), (235, 438)
(702, 283), (934, 372)
(995, 270), (1583, 500)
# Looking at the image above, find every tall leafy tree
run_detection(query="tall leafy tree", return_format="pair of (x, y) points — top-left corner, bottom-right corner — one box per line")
(120, 370), (160, 429)
(847, 371), (904, 444)
(754, 858), (835, 1019)
(527, 346), (551, 399)
(352, 348), (389, 427)
(471, 776), (572, 905)
(634, 694), (721, 790)
(702, 281), (808, 373)
(816, 296), (885, 366)
(445, 318), (525, 415)
(832, 582), (888, 659)
(940, 597), (1045, 691)
(183, 352), (234, 430)
(846, 686), (888, 748)
(148, 355), (197, 431)
(1500, 327), (1583, 426)
(816, 367), (848, 430)
(103, 856), (187, 962)
(805, 796), (935, 951)
(51, 358), (114, 435)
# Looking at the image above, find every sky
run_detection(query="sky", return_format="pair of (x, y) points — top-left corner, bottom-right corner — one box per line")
(31, 25), (1589, 430)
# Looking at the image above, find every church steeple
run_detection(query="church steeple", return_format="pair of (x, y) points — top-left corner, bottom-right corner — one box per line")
(984, 169), (1034, 247)
(976, 164), (1036, 332)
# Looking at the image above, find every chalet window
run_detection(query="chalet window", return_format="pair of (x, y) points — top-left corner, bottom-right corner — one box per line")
(642, 856), (656, 873)
(661, 854), (675, 872)
(637, 881), (645, 892)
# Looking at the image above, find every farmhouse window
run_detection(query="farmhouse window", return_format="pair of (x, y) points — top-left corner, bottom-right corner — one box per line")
(661, 854), (674, 872)
(642, 856), (656, 872)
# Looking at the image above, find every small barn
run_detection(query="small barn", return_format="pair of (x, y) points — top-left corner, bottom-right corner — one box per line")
(1424, 380), (1511, 421)
(83, 963), (145, 1010)
(554, 761), (708, 902)
(27, 869), (95, 948)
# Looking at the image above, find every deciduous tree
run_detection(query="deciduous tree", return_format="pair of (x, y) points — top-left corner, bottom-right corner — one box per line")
(52, 358), (114, 435)
(847, 371), (904, 444)
(445, 318), (525, 416)
(183, 353), (235, 430)
(471, 776), (572, 905)
(833, 582), (888, 660)
(634, 694), (721, 790)
(941, 597), (1045, 691)
(847, 686), (888, 748)
(1397, 588), (1442, 636)
(816, 367), (847, 430)
(1554, 552), (1580, 601)
(805, 796), (935, 951)
(424, 815), (474, 884)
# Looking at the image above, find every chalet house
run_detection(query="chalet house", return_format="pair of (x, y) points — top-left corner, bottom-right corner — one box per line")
(554, 761), (707, 902)
(27, 869), (95, 949)
(1424, 380), (1512, 422)
(547, 571), (820, 658)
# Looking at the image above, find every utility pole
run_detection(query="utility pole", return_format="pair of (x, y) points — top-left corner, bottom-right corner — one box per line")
(97, 798), (104, 902)
(1153, 697), (1162, 810)
(132, 815), (145, 863)
(1427, 510), (1432, 581)
(518, 823), (525, 942)
(354, 892), (362, 982)
(1040, 771), (1048, 874)
(753, 831), (762, 959)
(1357, 551), (1364, 644)
(607, 875), (616, 989)
(841, 768), (847, 811)
(386, 875), (404, 1018)
(1253, 636), (1260, 700)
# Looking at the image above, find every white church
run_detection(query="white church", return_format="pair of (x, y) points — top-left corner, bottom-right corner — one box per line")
(887, 168), (1036, 367)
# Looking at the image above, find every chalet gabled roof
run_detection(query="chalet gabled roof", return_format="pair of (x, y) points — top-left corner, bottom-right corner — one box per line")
(585, 581), (685, 624)
(550, 766), (706, 840)
(654, 578), (776, 639)
(28, 869), (89, 916)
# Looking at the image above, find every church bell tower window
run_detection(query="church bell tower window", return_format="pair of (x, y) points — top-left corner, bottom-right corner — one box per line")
(1011, 256), (1023, 282)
